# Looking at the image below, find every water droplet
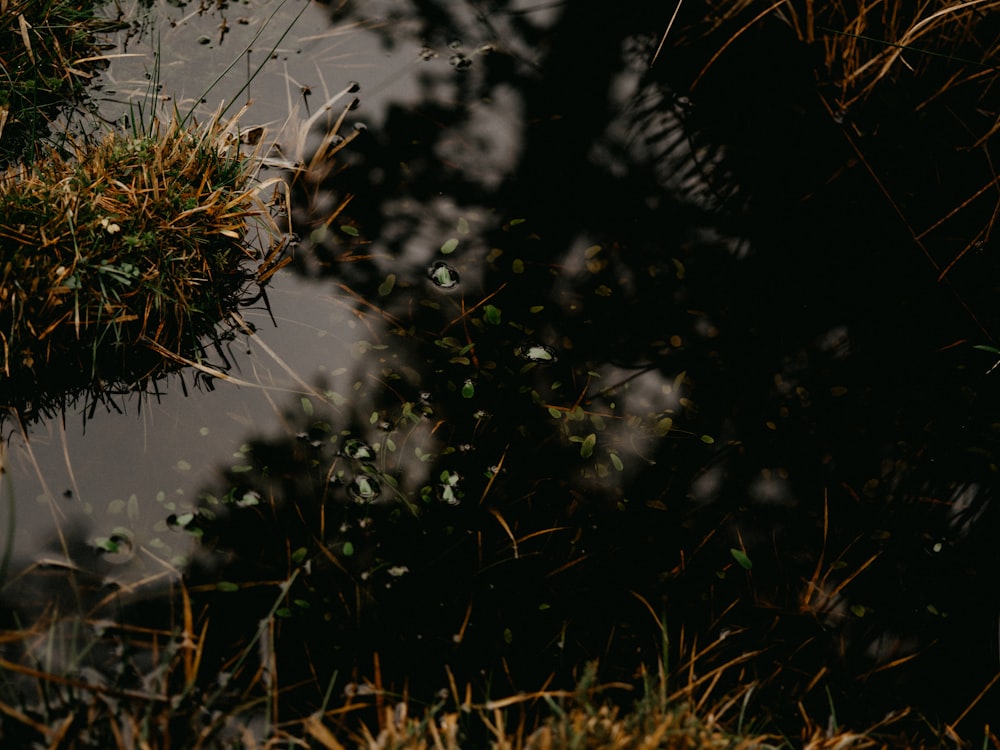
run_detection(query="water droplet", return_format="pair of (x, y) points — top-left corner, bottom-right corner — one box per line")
(348, 475), (381, 503)
(428, 261), (460, 289)
(449, 54), (472, 70)
(342, 438), (375, 461)
(518, 343), (558, 363)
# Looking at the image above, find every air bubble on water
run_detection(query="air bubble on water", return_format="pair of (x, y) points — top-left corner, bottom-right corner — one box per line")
(517, 342), (558, 363)
(236, 490), (261, 508)
(428, 261), (460, 289)
(448, 39), (463, 50)
(342, 438), (375, 461)
(419, 47), (438, 61)
(96, 530), (135, 564)
(348, 475), (381, 503)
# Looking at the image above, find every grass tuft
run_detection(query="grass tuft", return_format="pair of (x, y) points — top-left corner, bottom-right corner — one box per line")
(0, 0), (124, 162)
(0, 108), (280, 414)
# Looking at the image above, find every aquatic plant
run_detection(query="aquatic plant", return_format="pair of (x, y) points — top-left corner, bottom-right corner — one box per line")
(0, 109), (280, 415)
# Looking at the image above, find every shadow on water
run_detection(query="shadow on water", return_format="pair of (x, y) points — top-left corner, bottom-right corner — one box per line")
(5, 0), (1000, 742)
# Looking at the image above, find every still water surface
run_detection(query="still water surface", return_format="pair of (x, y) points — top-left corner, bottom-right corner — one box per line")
(4, 0), (1000, 738)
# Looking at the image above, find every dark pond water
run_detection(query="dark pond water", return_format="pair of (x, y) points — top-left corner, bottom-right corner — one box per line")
(4, 0), (1000, 742)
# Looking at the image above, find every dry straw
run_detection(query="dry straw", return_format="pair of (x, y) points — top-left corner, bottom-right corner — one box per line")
(681, 0), (1000, 115)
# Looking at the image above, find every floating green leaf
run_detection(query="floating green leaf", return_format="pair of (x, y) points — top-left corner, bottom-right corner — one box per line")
(378, 274), (396, 296)
(291, 547), (308, 564)
(217, 581), (240, 592)
(580, 433), (596, 459)
(730, 548), (752, 570)
(301, 397), (314, 417)
(457, 217), (470, 234)
(340, 224), (359, 237)
(342, 541), (355, 557)
(512, 258), (525, 274)
(483, 304), (501, 325)
(610, 452), (624, 471)
(441, 237), (459, 254)
(462, 379), (475, 398)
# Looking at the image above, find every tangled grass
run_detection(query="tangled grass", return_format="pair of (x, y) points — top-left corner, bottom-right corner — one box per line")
(0, 0), (123, 162)
(0, 109), (282, 413)
(676, 0), (1000, 115)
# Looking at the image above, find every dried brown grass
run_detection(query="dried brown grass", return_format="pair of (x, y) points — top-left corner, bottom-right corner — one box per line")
(0, 108), (281, 407)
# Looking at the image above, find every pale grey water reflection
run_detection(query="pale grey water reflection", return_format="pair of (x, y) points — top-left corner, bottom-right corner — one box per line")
(1, 0), (580, 594)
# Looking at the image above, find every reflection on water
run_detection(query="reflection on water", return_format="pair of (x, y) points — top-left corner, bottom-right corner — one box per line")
(3, 0), (1000, 742)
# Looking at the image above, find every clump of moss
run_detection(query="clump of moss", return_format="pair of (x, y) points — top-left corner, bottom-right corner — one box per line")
(0, 112), (278, 412)
(0, 0), (124, 162)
